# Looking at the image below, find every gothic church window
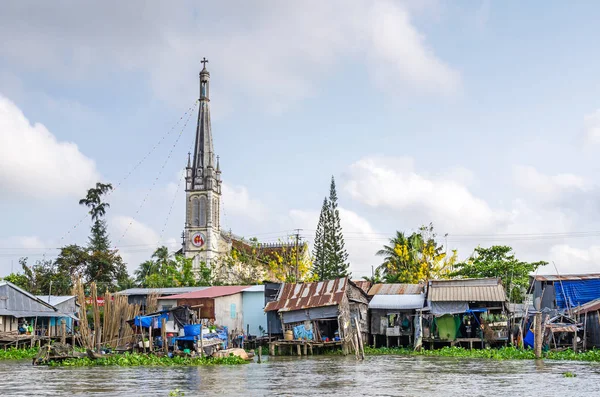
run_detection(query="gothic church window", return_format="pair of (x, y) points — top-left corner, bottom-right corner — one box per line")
(191, 197), (199, 227)
(199, 196), (207, 226)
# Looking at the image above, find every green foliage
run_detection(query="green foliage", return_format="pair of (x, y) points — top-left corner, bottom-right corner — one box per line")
(134, 248), (200, 288)
(563, 371), (577, 378)
(377, 224), (455, 284)
(2, 272), (30, 291)
(451, 245), (547, 302)
(48, 352), (248, 367)
(169, 389), (185, 397)
(0, 347), (38, 360)
(312, 176), (350, 280)
(7, 257), (72, 295)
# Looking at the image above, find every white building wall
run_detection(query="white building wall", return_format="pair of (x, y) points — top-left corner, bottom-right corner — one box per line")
(214, 294), (243, 333)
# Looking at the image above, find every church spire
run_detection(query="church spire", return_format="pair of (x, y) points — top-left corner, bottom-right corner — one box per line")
(190, 57), (219, 192)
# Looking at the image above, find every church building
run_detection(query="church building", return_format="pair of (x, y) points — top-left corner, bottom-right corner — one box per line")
(181, 59), (309, 282)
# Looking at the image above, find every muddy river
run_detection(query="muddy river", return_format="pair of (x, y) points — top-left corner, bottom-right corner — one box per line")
(2, 355), (600, 396)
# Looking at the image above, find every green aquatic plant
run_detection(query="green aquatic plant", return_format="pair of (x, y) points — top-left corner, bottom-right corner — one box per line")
(169, 389), (185, 396)
(48, 352), (248, 367)
(563, 371), (577, 378)
(0, 347), (38, 360)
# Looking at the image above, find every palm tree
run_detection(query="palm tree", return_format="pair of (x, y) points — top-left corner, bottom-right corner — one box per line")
(376, 231), (425, 282)
(79, 182), (113, 221)
(135, 260), (158, 286)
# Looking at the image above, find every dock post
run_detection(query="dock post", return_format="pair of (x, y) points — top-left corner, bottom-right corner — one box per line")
(296, 344), (301, 356)
(258, 346), (262, 363)
(269, 342), (275, 356)
(309, 344), (313, 355)
(161, 318), (168, 355)
(534, 312), (542, 359)
(303, 343), (307, 356)
(60, 319), (66, 345)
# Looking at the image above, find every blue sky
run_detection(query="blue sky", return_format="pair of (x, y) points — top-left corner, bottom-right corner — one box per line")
(2, 1), (600, 278)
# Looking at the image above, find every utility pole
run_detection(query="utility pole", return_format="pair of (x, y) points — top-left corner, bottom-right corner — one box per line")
(294, 229), (301, 282)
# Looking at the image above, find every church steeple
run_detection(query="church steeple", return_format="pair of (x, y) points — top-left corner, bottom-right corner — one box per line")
(184, 58), (223, 270)
(187, 57), (220, 194)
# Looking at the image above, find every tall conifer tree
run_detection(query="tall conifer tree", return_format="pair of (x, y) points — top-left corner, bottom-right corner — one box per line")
(312, 176), (350, 280)
(312, 197), (329, 280)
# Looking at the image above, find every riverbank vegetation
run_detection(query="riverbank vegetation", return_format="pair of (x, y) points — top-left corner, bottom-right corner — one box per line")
(47, 353), (248, 367)
(362, 346), (600, 361)
(320, 346), (600, 362)
(0, 347), (38, 360)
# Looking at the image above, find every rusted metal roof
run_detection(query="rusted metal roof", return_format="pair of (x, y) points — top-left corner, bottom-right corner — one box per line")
(573, 298), (600, 314)
(351, 280), (372, 294)
(428, 278), (506, 302)
(532, 274), (600, 282)
(368, 283), (424, 296)
(264, 278), (348, 312)
(158, 286), (249, 300)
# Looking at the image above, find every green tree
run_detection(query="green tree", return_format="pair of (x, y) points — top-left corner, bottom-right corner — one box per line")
(377, 224), (456, 284)
(326, 177), (350, 278)
(2, 272), (29, 290)
(312, 197), (329, 280)
(134, 247), (199, 288)
(312, 176), (350, 280)
(77, 182), (128, 291)
(451, 245), (546, 303)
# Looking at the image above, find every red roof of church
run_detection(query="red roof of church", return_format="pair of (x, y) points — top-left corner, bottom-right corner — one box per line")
(158, 285), (250, 300)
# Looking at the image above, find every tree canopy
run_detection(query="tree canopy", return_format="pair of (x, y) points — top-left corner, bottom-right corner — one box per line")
(376, 224), (456, 284)
(451, 245), (546, 302)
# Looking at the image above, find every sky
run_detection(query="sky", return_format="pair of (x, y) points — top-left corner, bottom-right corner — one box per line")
(2, 1), (600, 279)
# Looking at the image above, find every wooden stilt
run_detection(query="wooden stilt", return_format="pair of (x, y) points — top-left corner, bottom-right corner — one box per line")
(303, 343), (307, 356)
(296, 344), (301, 356)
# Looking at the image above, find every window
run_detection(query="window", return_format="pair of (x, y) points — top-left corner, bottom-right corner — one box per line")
(199, 197), (207, 226)
(230, 303), (236, 319)
(191, 197), (199, 226)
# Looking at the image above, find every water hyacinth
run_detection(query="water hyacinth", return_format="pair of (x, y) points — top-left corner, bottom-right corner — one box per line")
(0, 347), (38, 360)
(48, 353), (249, 367)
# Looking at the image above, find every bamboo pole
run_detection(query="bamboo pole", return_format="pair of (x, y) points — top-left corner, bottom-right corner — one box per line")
(161, 318), (167, 355)
(534, 312), (542, 359)
(60, 319), (66, 345)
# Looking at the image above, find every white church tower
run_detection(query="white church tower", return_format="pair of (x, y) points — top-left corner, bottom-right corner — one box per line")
(183, 58), (224, 270)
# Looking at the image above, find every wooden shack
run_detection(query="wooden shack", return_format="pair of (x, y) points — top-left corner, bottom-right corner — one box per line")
(157, 286), (249, 335)
(367, 283), (425, 348)
(264, 278), (369, 354)
(425, 278), (508, 348)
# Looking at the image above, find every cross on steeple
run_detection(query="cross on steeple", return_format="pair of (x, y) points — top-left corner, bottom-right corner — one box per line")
(201, 57), (209, 68)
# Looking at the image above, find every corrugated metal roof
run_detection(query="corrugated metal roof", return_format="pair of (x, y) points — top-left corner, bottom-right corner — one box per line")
(264, 278), (348, 312)
(35, 295), (76, 306)
(532, 274), (600, 282)
(368, 283), (424, 296)
(352, 280), (372, 294)
(0, 281), (58, 314)
(368, 294), (425, 310)
(573, 298), (600, 314)
(428, 278), (506, 302)
(116, 287), (209, 296)
(242, 285), (265, 293)
(160, 286), (250, 300)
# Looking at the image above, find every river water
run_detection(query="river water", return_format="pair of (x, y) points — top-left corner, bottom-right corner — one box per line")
(2, 355), (600, 396)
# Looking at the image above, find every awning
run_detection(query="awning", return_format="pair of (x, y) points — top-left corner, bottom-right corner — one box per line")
(368, 294), (425, 310)
(430, 302), (469, 316)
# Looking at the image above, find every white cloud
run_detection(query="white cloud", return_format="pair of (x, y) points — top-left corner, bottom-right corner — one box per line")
(110, 215), (173, 271)
(0, 1), (460, 111)
(584, 109), (600, 144)
(549, 244), (600, 274)
(513, 165), (588, 199)
(366, 1), (461, 95)
(0, 94), (100, 199)
(344, 155), (508, 234)
(221, 183), (268, 223)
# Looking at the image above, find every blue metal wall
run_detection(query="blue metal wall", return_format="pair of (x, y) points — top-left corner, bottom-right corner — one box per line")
(242, 291), (267, 337)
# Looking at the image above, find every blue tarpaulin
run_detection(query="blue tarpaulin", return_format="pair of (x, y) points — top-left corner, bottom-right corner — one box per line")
(556, 279), (600, 309)
(133, 313), (169, 328)
(293, 324), (313, 340)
